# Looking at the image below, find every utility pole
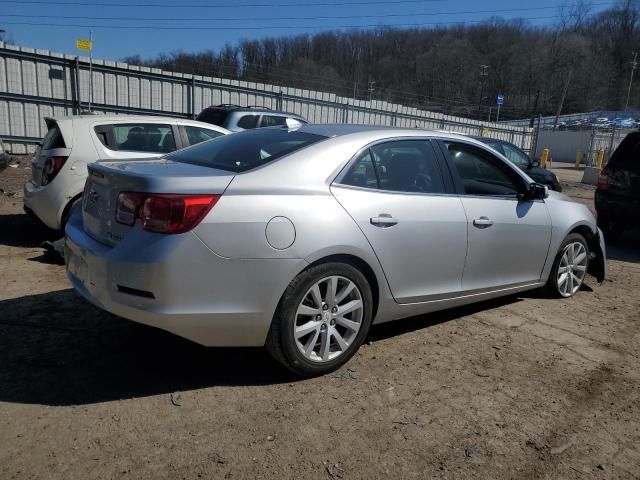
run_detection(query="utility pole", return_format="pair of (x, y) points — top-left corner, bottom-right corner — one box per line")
(88, 31), (93, 113)
(368, 80), (376, 102)
(529, 90), (541, 128)
(478, 64), (489, 119)
(554, 68), (573, 130)
(624, 52), (637, 112)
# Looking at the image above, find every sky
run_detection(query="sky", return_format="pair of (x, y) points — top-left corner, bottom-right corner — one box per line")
(0, 0), (616, 62)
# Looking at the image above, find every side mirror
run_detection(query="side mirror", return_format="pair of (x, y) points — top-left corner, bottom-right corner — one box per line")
(520, 183), (548, 201)
(530, 183), (548, 200)
(531, 158), (540, 167)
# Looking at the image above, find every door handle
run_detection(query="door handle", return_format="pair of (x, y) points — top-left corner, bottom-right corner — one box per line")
(473, 216), (494, 228)
(370, 214), (398, 227)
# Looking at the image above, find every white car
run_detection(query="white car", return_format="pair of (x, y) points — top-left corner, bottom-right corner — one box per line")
(24, 115), (229, 231)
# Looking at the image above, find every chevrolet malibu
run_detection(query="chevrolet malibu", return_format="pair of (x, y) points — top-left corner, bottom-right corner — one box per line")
(65, 125), (606, 376)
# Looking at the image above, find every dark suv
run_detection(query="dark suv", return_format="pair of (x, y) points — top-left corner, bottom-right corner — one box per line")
(595, 131), (640, 239)
(196, 105), (308, 132)
(473, 137), (562, 191)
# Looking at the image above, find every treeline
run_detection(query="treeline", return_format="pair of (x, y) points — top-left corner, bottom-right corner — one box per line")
(123, 0), (640, 120)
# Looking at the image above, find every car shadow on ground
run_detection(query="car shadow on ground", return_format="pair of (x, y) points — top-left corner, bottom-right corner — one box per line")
(0, 287), (536, 407)
(0, 213), (60, 248)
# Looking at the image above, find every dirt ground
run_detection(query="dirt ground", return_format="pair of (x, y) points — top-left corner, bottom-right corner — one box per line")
(1, 160), (639, 480)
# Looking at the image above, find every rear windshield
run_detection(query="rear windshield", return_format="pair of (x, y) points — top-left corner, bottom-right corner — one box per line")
(166, 128), (326, 172)
(610, 132), (640, 172)
(196, 108), (229, 127)
(41, 125), (66, 150)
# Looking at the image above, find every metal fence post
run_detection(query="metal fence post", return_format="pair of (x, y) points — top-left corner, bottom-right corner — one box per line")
(607, 126), (617, 162)
(191, 77), (196, 119)
(531, 115), (542, 159)
(587, 129), (596, 166)
(73, 56), (81, 114)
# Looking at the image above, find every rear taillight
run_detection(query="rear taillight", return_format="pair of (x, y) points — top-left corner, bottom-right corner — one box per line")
(116, 192), (220, 234)
(41, 156), (68, 185)
(596, 166), (610, 190)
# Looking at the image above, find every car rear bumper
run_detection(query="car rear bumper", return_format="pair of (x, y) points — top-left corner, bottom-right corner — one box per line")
(64, 209), (306, 347)
(595, 191), (640, 223)
(23, 180), (65, 230)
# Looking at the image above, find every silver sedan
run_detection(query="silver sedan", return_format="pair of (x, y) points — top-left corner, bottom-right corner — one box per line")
(65, 125), (606, 376)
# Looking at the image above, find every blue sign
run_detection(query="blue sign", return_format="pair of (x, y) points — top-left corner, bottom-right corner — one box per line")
(496, 94), (504, 105)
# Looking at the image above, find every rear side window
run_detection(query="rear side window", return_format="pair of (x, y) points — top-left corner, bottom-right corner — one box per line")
(196, 108), (229, 127)
(261, 115), (287, 128)
(41, 125), (66, 150)
(184, 126), (224, 146)
(340, 140), (445, 194)
(236, 115), (260, 129)
(96, 123), (176, 153)
(166, 128), (326, 172)
(610, 132), (640, 172)
(340, 150), (378, 189)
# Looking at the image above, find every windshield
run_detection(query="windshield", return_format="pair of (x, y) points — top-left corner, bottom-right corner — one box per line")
(166, 128), (326, 172)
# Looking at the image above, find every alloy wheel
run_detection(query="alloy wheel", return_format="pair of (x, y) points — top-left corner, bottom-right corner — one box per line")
(557, 242), (588, 297)
(293, 275), (364, 363)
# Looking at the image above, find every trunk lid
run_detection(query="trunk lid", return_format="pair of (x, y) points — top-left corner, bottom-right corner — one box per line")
(83, 158), (235, 246)
(32, 118), (73, 186)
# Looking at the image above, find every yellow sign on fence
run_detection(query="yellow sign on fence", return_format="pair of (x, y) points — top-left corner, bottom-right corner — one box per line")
(76, 39), (92, 51)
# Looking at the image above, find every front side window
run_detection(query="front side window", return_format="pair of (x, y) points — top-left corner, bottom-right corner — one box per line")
(110, 123), (176, 153)
(502, 143), (531, 169)
(444, 142), (523, 196)
(166, 128), (326, 172)
(184, 126), (224, 146)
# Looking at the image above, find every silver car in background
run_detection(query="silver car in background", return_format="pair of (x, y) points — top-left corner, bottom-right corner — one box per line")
(65, 125), (606, 376)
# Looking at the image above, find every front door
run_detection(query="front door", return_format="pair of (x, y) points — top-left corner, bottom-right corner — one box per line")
(331, 139), (468, 303)
(439, 140), (552, 292)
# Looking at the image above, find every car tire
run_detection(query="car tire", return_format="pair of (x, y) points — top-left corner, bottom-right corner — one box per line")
(597, 213), (622, 241)
(266, 262), (374, 377)
(60, 196), (82, 233)
(545, 233), (589, 298)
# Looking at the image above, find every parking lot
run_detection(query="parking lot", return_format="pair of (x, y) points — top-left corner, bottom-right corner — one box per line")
(1, 161), (639, 479)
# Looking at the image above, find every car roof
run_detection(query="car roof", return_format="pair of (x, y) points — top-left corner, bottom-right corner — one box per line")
(45, 115), (229, 131)
(201, 105), (304, 117)
(292, 123), (481, 142)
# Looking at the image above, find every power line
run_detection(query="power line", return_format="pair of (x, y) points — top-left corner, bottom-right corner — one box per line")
(0, 0), (447, 8)
(0, 16), (564, 31)
(0, 3), (615, 22)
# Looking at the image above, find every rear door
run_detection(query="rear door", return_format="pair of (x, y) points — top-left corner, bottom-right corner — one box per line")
(439, 140), (552, 292)
(92, 122), (181, 160)
(331, 139), (468, 303)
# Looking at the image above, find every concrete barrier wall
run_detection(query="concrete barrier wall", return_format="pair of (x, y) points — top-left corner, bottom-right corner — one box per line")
(0, 42), (533, 154)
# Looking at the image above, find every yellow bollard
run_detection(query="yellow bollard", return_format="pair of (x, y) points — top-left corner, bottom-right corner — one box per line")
(540, 148), (549, 169)
(596, 148), (605, 169)
(575, 149), (583, 168)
